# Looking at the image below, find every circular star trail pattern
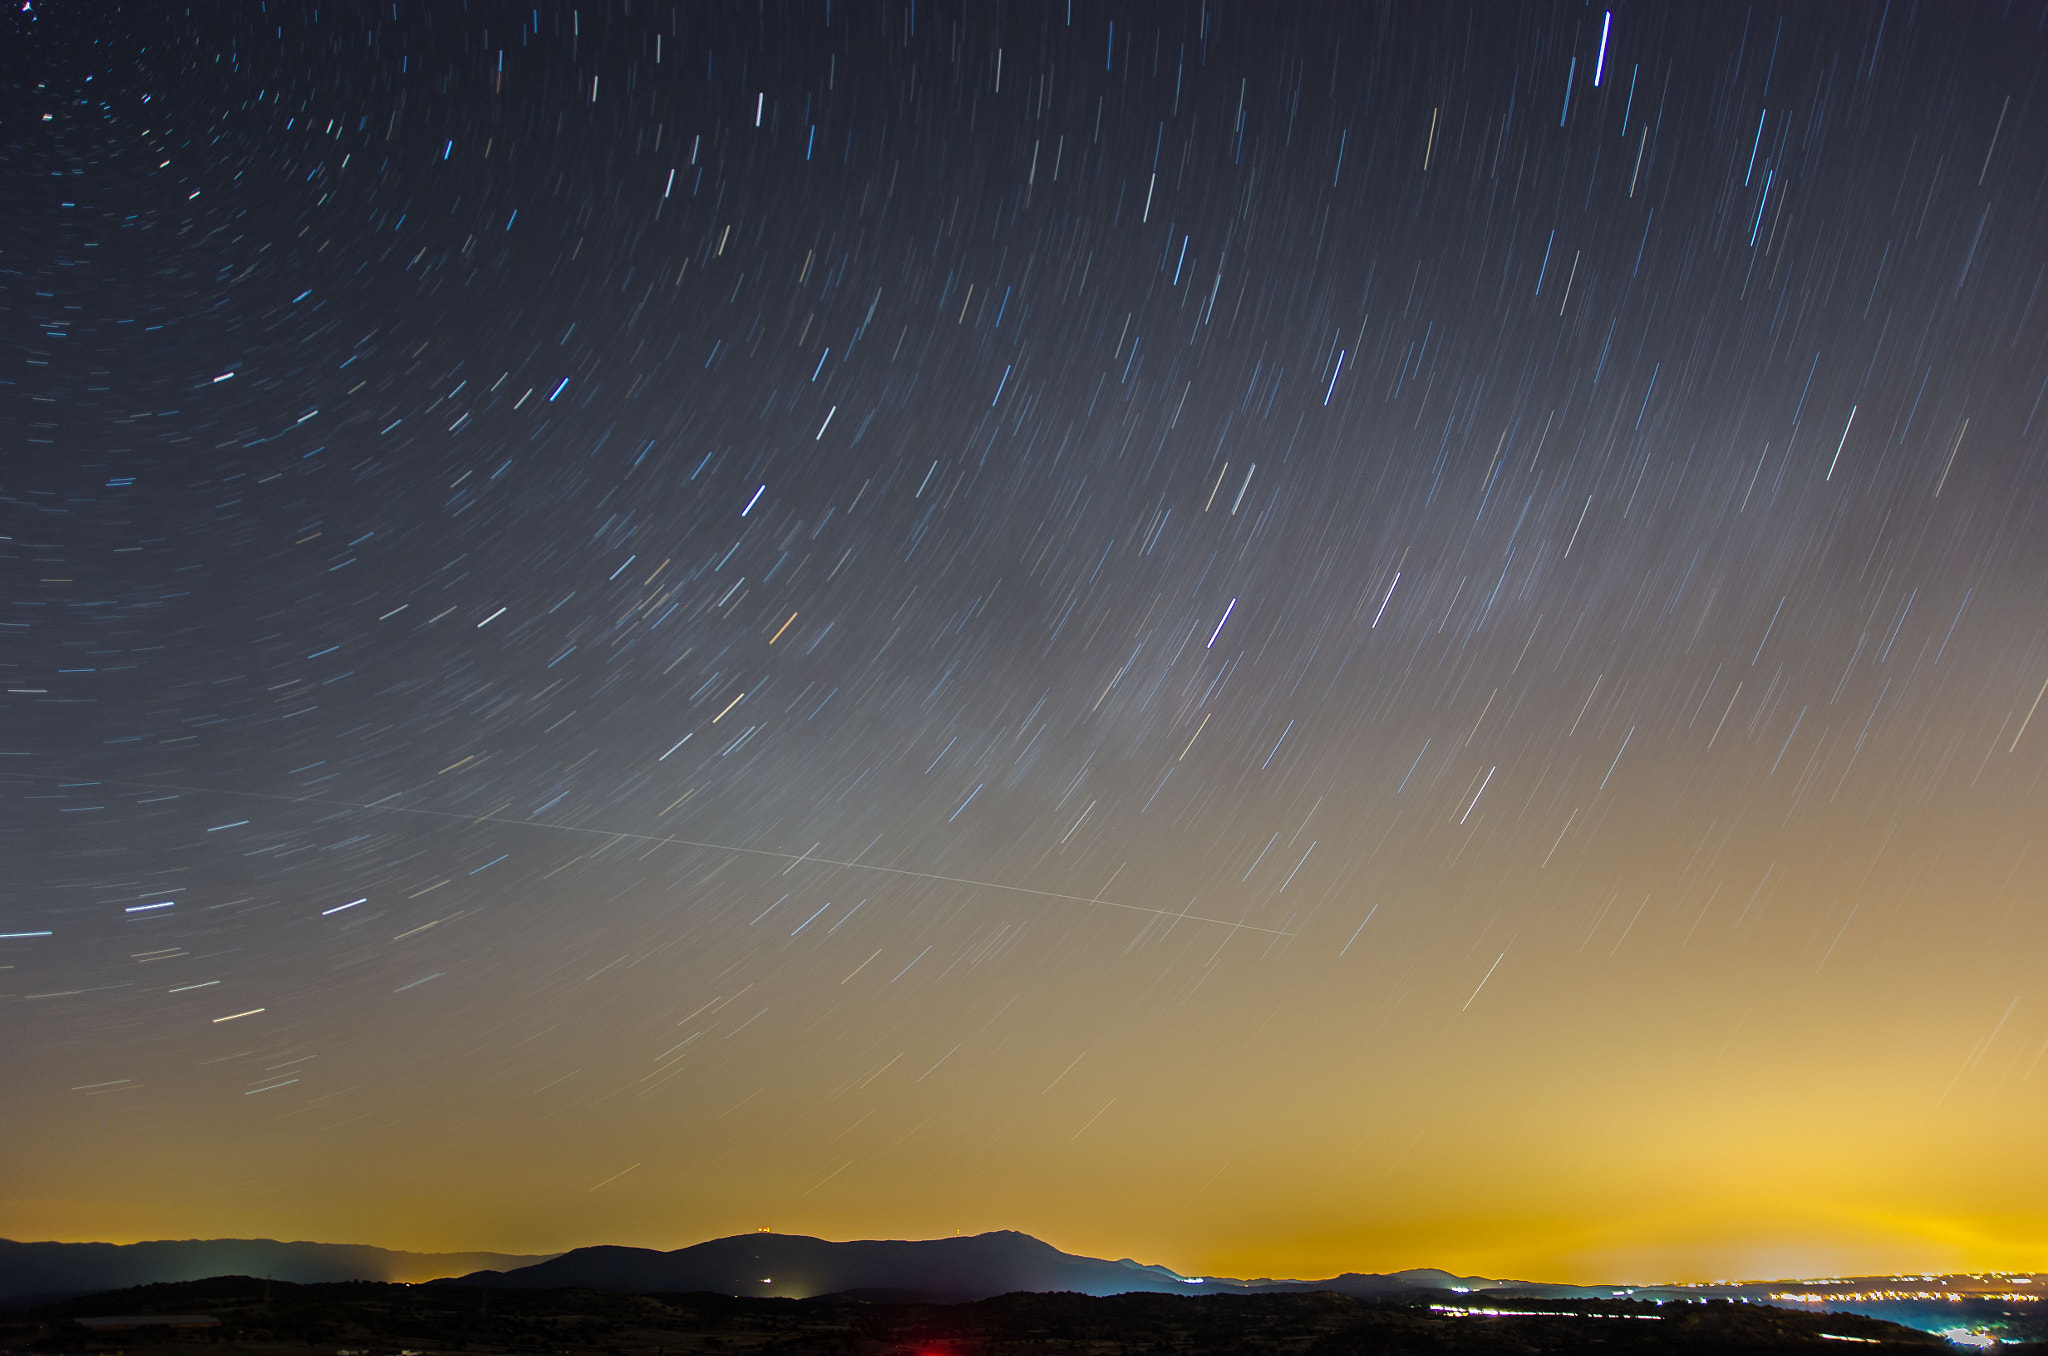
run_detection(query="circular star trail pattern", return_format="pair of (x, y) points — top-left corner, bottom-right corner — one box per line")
(4, 0), (2048, 1282)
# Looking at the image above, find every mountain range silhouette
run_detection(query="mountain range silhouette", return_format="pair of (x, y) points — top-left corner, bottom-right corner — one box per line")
(0, 1231), (1502, 1306)
(434, 1229), (1502, 1303)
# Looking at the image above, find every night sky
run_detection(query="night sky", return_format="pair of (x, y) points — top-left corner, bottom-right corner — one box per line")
(6, 0), (2048, 1285)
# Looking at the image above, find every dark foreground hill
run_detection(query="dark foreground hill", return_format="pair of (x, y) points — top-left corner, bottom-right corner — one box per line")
(2, 1274), (1982, 1355)
(0, 1241), (557, 1305)
(434, 1229), (1485, 1303)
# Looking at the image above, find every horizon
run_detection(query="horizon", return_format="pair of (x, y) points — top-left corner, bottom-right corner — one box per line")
(5, 0), (2046, 1286)
(8, 1226), (2044, 1293)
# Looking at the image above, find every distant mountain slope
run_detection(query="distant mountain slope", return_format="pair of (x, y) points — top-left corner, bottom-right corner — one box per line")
(0, 1239), (558, 1302)
(434, 1229), (1495, 1302)
(439, 1231), (1200, 1300)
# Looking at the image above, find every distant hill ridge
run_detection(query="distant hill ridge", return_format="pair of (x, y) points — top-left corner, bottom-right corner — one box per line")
(0, 1239), (558, 1304)
(434, 1229), (1505, 1303)
(10, 1234), (2043, 1340)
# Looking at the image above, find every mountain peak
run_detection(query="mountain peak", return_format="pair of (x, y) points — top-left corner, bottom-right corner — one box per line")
(430, 1232), (1457, 1304)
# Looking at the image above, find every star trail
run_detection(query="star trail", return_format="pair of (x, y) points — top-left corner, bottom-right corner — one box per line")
(4, 0), (2048, 1285)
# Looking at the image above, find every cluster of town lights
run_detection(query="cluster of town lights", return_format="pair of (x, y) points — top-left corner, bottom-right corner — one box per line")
(1431, 1305), (1661, 1321)
(1770, 1291), (2039, 1305)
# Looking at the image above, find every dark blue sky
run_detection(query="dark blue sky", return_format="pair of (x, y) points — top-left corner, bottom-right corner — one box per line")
(4, 0), (2047, 1281)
